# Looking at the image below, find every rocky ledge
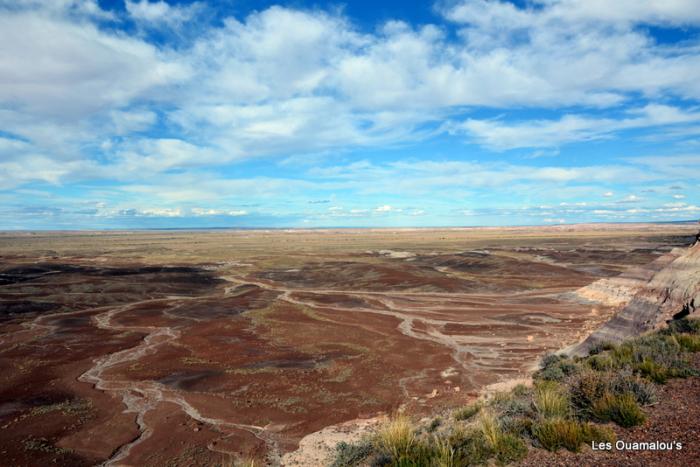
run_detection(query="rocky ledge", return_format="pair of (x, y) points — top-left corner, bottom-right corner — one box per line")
(571, 231), (700, 355)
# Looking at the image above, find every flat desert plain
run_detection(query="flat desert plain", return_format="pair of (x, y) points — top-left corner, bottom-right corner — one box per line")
(0, 224), (697, 465)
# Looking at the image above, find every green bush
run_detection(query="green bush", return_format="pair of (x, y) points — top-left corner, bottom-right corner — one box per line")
(454, 402), (481, 421)
(592, 392), (646, 427)
(333, 440), (373, 467)
(534, 381), (570, 419)
(569, 368), (608, 416)
(609, 370), (657, 405)
(494, 433), (527, 464)
(589, 341), (616, 355)
(588, 354), (614, 371)
(376, 415), (416, 460)
(677, 334), (700, 352)
(635, 358), (668, 384)
(478, 411), (502, 450)
(531, 418), (586, 452)
(537, 354), (580, 382)
(500, 416), (533, 438)
(532, 418), (616, 453)
(451, 428), (493, 466)
(427, 417), (442, 433)
(663, 318), (700, 335)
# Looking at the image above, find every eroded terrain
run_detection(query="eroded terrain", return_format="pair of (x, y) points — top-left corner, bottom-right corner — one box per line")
(0, 225), (696, 465)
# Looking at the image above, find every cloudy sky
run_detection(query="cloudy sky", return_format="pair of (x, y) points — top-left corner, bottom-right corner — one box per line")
(1, 0), (699, 229)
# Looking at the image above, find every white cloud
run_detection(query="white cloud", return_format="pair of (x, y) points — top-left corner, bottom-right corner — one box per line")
(191, 207), (247, 216)
(454, 105), (700, 150)
(1, 0), (700, 221)
(0, 9), (187, 119)
(125, 0), (202, 27)
(444, 0), (700, 28)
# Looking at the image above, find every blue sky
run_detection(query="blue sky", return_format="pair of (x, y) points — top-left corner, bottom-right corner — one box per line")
(1, 0), (699, 229)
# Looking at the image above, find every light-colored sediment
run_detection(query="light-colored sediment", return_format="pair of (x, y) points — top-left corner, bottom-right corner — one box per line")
(571, 239), (700, 355)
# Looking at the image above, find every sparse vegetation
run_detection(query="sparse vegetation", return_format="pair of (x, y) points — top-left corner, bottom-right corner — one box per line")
(333, 317), (700, 465)
(453, 402), (480, 421)
(533, 381), (569, 418)
(332, 440), (373, 467)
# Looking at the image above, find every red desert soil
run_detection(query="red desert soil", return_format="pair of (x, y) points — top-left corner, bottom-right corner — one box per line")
(0, 225), (696, 465)
(519, 353), (700, 466)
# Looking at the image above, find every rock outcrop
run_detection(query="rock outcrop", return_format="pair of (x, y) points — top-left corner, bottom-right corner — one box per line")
(570, 233), (700, 355)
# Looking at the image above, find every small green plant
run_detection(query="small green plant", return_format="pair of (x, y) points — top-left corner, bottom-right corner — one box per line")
(533, 381), (569, 418)
(588, 354), (614, 371)
(454, 402), (480, 421)
(432, 436), (455, 467)
(478, 411), (502, 450)
(479, 410), (527, 464)
(609, 370), (657, 405)
(453, 428), (493, 466)
(332, 440), (373, 467)
(677, 334), (700, 352)
(427, 417), (442, 432)
(531, 418), (585, 452)
(512, 383), (529, 397)
(592, 392), (646, 427)
(494, 433), (527, 464)
(537, 354), (579, 381)
(589, 341), (616, 355)
(376, 414), (416, 460)
(664, 318), (700, 335)
(531, 418), (612, 453)
(635, 358), (668, 384)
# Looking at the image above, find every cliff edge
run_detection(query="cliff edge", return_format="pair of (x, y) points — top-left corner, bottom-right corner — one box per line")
(570, 231), (700, 355)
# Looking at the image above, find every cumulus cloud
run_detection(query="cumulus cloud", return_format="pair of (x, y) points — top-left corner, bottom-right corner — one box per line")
(125, 0), (202, 26)
(1, 1), (700, 227)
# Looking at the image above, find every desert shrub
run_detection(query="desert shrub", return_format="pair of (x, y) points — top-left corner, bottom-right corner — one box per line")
(512, 384), (530, 397)
(677, 334), (700, 352)
(532, 418), (614, 453)
(454, 402), (481, 421)
(494, 433), (527, 465)
(533, 381), (569, 419)
(478, 411), (503, 450)
(631, 334), (682, 369)
(451, 428), (493, 466)
(592, 392), (646, 427)
(491, 394), (533, 419)
(500, 416), (533, 438)
(431, 437), (455, 467)
(635, 358), (668, 384)
(473, 412), (526, 465)
(531, 418), (585, 452)
(589, 341), (616, 355)
(663, 318), (700, 335)
(588, 354), (615, 371)
(537, 354), (580, 382)
(568, 368), (611, 417)
(376, 415), (416, 460)
(541, 353), (563, 368)
(611, 343), (634, 367)
(332, 440), (373, 467)
(427, 417), (442, 433)
(608, 370), (657, 405)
